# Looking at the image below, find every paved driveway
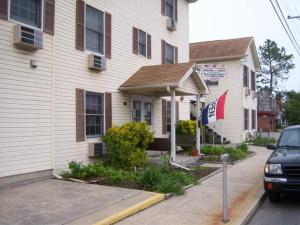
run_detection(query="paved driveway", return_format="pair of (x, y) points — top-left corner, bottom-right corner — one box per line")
(248, 194), (300, 225)
(0, 179), (155, 225)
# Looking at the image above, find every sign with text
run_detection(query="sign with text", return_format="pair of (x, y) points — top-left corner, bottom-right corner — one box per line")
(198, 64), (227, 81)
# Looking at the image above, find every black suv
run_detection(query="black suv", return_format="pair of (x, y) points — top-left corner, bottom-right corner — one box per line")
(264, 125), (300, 202)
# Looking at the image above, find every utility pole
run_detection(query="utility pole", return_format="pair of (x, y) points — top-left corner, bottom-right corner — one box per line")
(287, 15), (300, 20)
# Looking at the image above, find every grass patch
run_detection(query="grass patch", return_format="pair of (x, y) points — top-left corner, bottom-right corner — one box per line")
(201, 144), (251, 162)
(62, 161), (202, 195)
(248, 136), (277, 147)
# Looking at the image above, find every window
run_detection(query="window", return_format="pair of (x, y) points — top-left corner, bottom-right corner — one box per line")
(167, 101), (171, 132)
(138, 30), (147, 57)
(86, 92), (104, 137)
(278, 128), (300, 147)
(244, 108), (249, 131)
(243, 65), (249, 87)
(144, 102), (152, 125)
(166, 43), (175, 64)
(86, 5), (104, 54)
(10, 0), (42, 28)
(165, 0), (174, 19)
(252, 110), (256, 130)
(133, 101), (141, 122)
(251, 71), (256, 91)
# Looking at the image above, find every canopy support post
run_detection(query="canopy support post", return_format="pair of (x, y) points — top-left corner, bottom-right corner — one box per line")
(196, 95), (201, 154)
(170, 88), (176, 162)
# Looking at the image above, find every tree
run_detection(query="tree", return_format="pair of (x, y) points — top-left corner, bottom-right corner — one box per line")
(283, 91), (300, 125)
(257, 39), (295, 93)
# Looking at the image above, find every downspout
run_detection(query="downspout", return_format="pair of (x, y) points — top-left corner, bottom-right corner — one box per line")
(166, 87), (191, 171)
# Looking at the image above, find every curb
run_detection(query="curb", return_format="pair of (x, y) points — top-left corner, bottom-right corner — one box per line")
(92, 193), (166, 225)
(238, 191), (266, 225)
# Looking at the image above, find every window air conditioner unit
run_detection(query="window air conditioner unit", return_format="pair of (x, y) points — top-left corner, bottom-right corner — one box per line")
(88, 54), (106, 71)
(167, 18), (177, 31)
(251, 91), (258, 99)
(13, 24), (43, 51)
(244, 87), (250, 96)
(88, 143), (103, 158)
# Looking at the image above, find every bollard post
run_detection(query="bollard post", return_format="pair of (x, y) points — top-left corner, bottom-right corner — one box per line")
(221, 154), (229, 223)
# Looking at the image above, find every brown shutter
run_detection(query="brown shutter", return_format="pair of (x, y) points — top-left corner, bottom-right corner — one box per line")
(105, 92), (112, 131)
(174, 0), (178, 21)
(132, 27), (138, 55)
(44, 0), (55, 35)
(162, 99), (167, 134)
(161, 40), (166, 64)
(176, 101), (179, 122)
(75, 0), (85, 51)
(147, 34), (151, 59)
(76, 88), (85, 142)
(175, 46), (178, 64)
(105, 12), (112, 59)
(161, 0), (165, 16)
(0, 0), (7, 20)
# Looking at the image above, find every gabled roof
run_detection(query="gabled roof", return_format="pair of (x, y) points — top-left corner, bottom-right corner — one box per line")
(190, 37), (260, 71)
(119, 63), (209, 96)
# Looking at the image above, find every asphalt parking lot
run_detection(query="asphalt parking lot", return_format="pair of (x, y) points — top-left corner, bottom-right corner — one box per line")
(248, 193), (300, 225)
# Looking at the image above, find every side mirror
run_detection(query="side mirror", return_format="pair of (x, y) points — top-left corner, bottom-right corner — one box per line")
(266, 144), (276, 150)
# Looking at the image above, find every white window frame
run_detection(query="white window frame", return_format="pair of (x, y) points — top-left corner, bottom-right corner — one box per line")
(8, 0), (44, 30)
(165, 0), (175, 19)
(84, 4), (105, 57)
(131, 95), (154, 128)
(137, 29), (147, 58)
(85, 91), (105, 139)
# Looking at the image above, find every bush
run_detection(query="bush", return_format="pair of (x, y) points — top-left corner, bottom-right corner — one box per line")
(102, 122), (154, 170)
(236, 143), (249, 152)
(201, 145), (250, 161)
(176, 120), (196, 136)
(251, 136), (277, 146)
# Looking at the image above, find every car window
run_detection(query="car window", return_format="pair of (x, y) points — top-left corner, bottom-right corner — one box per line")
(278, 128), (300, 147)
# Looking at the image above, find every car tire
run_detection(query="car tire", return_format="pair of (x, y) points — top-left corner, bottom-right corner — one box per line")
(267, 192), (280, 202)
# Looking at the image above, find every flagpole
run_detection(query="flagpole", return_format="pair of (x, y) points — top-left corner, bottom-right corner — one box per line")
(221, 120), (223, 145)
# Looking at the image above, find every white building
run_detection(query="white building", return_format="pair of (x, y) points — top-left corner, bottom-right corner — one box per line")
(0, 0), (209, 185)
(190, 37), (260, 143)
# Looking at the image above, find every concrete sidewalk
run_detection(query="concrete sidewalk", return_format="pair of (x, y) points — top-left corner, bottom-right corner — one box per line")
(117, 146), (271, 225)
(0, 179), (163, 225)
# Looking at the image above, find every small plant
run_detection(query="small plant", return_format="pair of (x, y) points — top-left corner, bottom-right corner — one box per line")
(236, 143), (249, 152)
(250, 136), (277, 146)
(176, 120), (196, 136)
(102, 122), (154, 170)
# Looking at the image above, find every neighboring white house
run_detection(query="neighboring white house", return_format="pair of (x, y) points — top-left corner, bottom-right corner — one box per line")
(0, 0), (210, 183)
(190, 37), (260, 143)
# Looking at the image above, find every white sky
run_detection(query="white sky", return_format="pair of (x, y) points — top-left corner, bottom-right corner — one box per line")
(189, 0), (300, 91)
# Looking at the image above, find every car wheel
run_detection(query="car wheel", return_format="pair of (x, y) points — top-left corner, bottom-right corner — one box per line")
(267, 192), (280, 202)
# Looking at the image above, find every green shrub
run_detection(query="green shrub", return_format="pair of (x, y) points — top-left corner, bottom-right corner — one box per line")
(201, 145), (250, 161)
(102, 122), (154, 170)
(236, 143), (249, 152)
(251, 136), (277, 146)
(176, 120), (196, 136)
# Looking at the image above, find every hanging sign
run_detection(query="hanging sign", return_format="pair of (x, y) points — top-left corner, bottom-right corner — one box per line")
(197, 64), (227, 81)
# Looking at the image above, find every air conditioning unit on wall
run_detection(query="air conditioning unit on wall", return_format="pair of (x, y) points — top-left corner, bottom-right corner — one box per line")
(167, 18), (177, 31)
(13, 24), (43, 51)
(88, 143), (103, 158)
(244, 87), (250, 96)
(88, 54), (106, 71)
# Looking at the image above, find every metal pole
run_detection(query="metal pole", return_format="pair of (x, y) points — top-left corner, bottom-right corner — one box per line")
(221, 120), (223, 145)
(170, 89), (176, 162)
(196, 95), (201, 154)
(221, 154), (229, 223)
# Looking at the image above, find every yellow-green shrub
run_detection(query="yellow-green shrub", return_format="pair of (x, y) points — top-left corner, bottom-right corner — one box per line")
(176, 120), (196, 136)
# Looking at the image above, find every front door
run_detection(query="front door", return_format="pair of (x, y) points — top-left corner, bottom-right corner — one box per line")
(132, 96), (154, 129)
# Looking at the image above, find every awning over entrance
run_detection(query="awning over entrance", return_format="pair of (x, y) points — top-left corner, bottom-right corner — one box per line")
(119, 63), (209, 96)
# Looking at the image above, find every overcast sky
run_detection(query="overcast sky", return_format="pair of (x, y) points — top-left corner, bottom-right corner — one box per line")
(189, 0), (300, 91)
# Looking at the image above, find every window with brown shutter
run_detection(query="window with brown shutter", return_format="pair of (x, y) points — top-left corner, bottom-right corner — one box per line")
(162, 99), (167, 134)
(251, 70), (256, 91)
(76, 88), (85, 142)
(105, 12), (111, 59)
(105, 92), (112, 131)
(244, 108), (249, 131)
(147, 34), (151, 59)
(243, 65), (249, 87)
(175, 46), (178, 64)
(0, 0), (8, 20)
(76, 0), (85, 51)
(44, 0), (55, 35)
(161, 0), (165, 16)
(161, 40), (166, 64)
(174, 0), (178, 21)
(132, 27), (138, 55)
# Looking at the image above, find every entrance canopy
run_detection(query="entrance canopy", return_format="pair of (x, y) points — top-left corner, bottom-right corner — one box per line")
(119, 63), (209, 96)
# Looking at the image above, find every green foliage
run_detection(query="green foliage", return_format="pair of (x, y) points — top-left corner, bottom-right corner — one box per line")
(250, 136), (277, 146)
(102, 122), (154, 169)
(283, 91), (300, 125)
(201, 145), (250, 162)
(140, 166), (196, 195)
(176, 120), (196, 136)
(258, 39), (295, 93)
